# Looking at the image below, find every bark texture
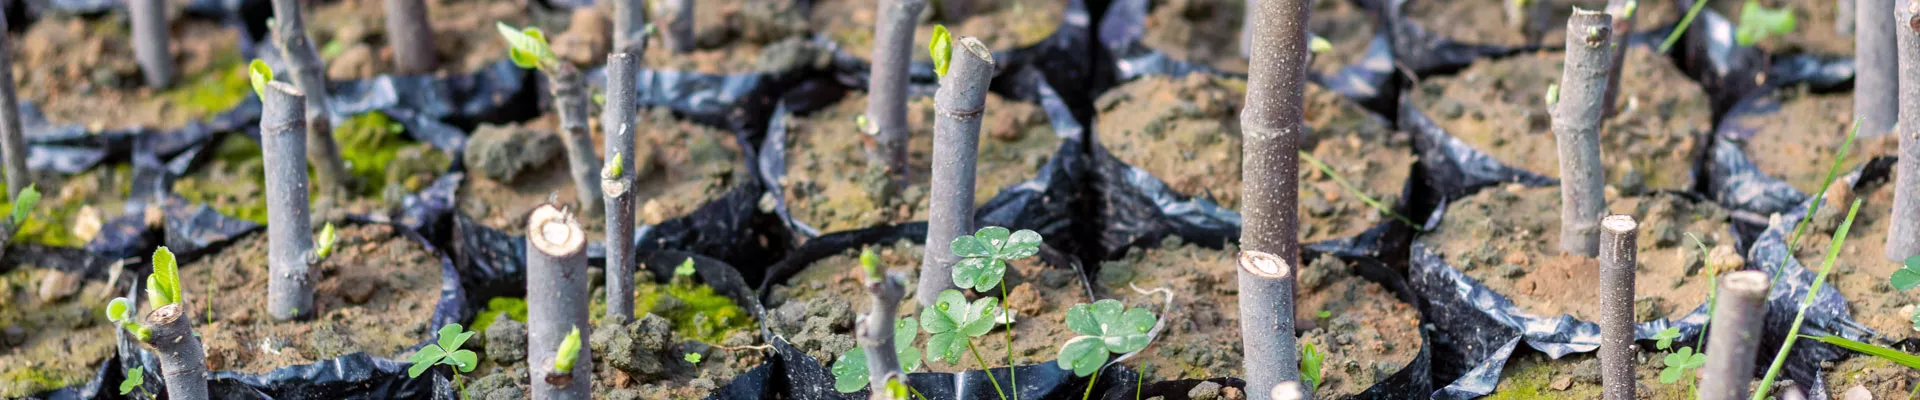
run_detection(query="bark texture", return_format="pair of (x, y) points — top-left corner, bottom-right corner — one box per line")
(1240, 0), (1307, 393)
(526, 204), (591, 399)
(1238, 251), (1301, 400)
(867, 0), (927, 183)
(1602, 0), (1635, 117)
(260, 81), (314, 321)
(602, 53), (640, 322)
(859, 270), (909, 399)
(145, 304), (209, 400)
(130, 0), (174, 88)
(1697, 270), (1770, 400)
(613, 0), (649, 55)
(918, 37), (995, 307)
(0, 8), (26, 199)
(1598, 215), (1638, 400)
(1553, 10), (1612, 256)
(1860, 0), (1900, 137)
(1892, 0), (1920, 262)
(271, 0), (350, 197)
(548, 64), (605, 217)
(665, 0), (694, 54)
(383, 0), (437, 74)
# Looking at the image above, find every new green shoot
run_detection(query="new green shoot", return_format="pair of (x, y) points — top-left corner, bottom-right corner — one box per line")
(928, 25), (953, 77)
(1301, 341), (1326, 392)
(497, 22), (559, 70)
(147, 247), (181, 308)
(9, 185), (36, 225)
(554, 325), (582, 372)
(685, 353), (702, 364)
(602, 153), (624, 179)
(1734, 0), (1795, 46)
(408, 323), (480, 378)
(248, 60), (272, 99)
(313, 223), (337, 260)
(105, 297), (152, 342)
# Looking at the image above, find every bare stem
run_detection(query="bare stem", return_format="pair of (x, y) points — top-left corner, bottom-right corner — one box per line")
(271, 0), (350, 197)
(1860, 0), (1900, 137)
(1602, 0), (1635, 117)
(664, 0), (694, 54)
(867, 0), (927, 185)
(548, 64), (605, 217)
(1553, 9), (1613, 256)
(0, 8), (26, 199)
(1890, 0), (1920, 261)
(1240, 0), (1307, 393)
(602, 53), (640, 322)
(1598, 215), (1638, 400)
(144, 304), (209, 400)
(260, 81), (315, 321)
(613, 0), (649, 55)
(1698, 271), (1770, 400)
(527, 204), (591, 399)
(130, 0), (173, 88)
(917, 37), (995, 307)
(1238, 251), (1301, 400)
(383, 0), (437, 74)
(859, 267), (908, 399)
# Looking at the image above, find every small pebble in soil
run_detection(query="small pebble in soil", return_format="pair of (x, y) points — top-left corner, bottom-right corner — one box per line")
(464, 123), (564, 185)
(485, 318), (528, 363)
(1188, 381), (1223, 400)
(36, 269), (80, 302)
(466, 367), (527, 400)
(1635, 297), (1669, 322)
(1, 325), (24, 347)
(1573, 358), (1601, 384)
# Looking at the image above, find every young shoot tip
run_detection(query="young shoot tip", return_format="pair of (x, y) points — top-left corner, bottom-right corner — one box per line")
(554, 325), (582, 373)
(928, 24), (953, 77)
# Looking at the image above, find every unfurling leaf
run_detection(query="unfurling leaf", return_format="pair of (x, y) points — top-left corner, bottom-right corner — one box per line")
(408, 344), (447, 378)
(10, 185), (37, 225)
(1545, 83), (1560, 106)
(107, 297), (134, 324)
(554, 326), (582, 372)
(1734, 0), (1795, 46)
(860, 247), (881, 278)
(498, 22), (555, 69)
(119, 366), (144, 395)
(1301, 341), (1325, 392)
(147, 247), (180, 307)
(929, 25), (953, 77)
(602, 153), (624, 180)
(248, 60), (273, 100)
(675, 257), (697, 277)
(314, 223), (338, 260)
(685, 352), (703, 363)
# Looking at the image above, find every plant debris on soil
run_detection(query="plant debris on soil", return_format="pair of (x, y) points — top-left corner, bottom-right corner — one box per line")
(1140, 0), (1373, 77)
(1483, 350), (1692, 399)
(1412, 47), (1709, 193)
(184, 223), (441, 374)
(813, 0), (1064, 60)
(1097, 74), (1412, 242)
(1726, 87), (1901, 195)
(781, 93), (1060, 233)
(1417, 185), (1739, 323)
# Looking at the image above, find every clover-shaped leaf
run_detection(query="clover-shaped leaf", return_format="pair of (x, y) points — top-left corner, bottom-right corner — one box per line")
(119, 366), (144, 395)
(410, 323), (479, 378)
(1896, 255), (1920, 291)
(1064, 299), (1157, 354)
(106, 297), (134, 324)
(1056, 336), (1107, 377)
(950, 227), (1043, 291)
(1658, 347), (1707, 384)
(497, 22), (555, 69)
(437, 323), (475, 354)
(922, 290), (999, 363)
(831, 317), (925, 393)
(314, 223), (338, 260)
(1652, 326), (1682, 350)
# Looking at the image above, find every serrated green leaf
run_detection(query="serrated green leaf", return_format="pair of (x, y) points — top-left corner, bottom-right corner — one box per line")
(1057, 336), (1107, 377)
(107, 297), (133, 324)
(120, 366), (143, 395)
(315, 223), (337, 259)
(449, 350), (478, 372)
(929, 25), (952, 77)
(148, 247), (180, 307)
(554, 326), (582, 372)
(9, 185), (36, 225)
(832, 348), (870, 393)
(1003, 229), (1041, 260)
(248, 60), (273, 100)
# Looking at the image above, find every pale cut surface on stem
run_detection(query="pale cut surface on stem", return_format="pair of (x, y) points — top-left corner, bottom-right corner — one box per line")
(0, 8), (26, 199)
(1859, 0), (1900, 137)
(1697, 270), (1769, 400)
(261, 81), (315, 321)
(1239, 0), (1308, 393)
(527, 204), (590, 399)
(549, 64), (605, 218)
(866, 0), (927, 183)
(130, 0), (173, 88)
(271, 0), (349, 197)
(918, 37), (994, 307)
(1891, 0), (1920, 262)
(1553, 10), (1612, 256)
(1238, 250), (1300, 400)
(383, 0), (437, 74)
(1597, 215), (1637, 400)
(146, 304), (210, 400)
(602, 53), (640, 322)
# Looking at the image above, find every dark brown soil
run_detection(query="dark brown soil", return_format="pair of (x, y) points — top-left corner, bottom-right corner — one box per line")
(781, 93), (1060, 234)
(1097, 75), (1413, 242)
(16, 10), (245, 131)
(1416, 185), (1737, 323)
(812, 0), (1064, 61)
(1140, 0), (1374, 77)
(1482, 350), (1694, 399)
(640, 0), (815, 74)
(0, 267), (120, 397)
(184, 223), (441, 374)
(1727, 87), (1901, 195)
(1823, 353), (1920, 398)
(1092, 239), (1423, 398)
(1405, 0), (1678, 48)
(1708, 0), (1851, 56)
(1412, 48), (1709, 193)
(1796, 180), (1913, 342)
(307, 0), (568, 80)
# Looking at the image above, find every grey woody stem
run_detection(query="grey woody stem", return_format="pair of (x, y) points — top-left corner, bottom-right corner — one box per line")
(144, 304), (209, 400)
(261, 81), (315, 321)
(0, 8), (26, 199)
(1890, 0), (1920, 262)
(941, 0), (974, 23)
(917, 37), (994, 307)
(383, 0), (437, 74)
(548, 64), (605, 217)
(271, 0), (350, 198)
(1239, 251), (1301, 400)
(1597, 215), (1638, 400)
(602, 53), (640, 322)
(867, 0), (927, 184)
(527, 204), (591, 399)
(1697, 271), (1771, 400)
(613, 0), (649, 56)
(1602, 0), (1634, 118)
(860, 269), (909, 399)
(1241, 0), (1308, 393)
(130, 0), (173, 88)
(1860, 0), (1900, 137)
(664, 0), (694, 54)
(1553, 9), (1612, 257)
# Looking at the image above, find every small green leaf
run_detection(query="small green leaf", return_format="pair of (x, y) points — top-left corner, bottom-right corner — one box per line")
(860, 248), (881, 278)
(497, 22), (553, 69)
(314, 223), (338, 259)
(1653, 326), (1682, 350)
(885, 378), (911, 399)
(685, 352), (702, 363)
(1317, 310), (1332, 319)
(926, 331), (964, 363)
(921, 290), (967, 334)
(448, 349), (478, 373)
(436, 323), (470, 352)
(899, 347), (923, 374)
(248, 60), (273, 100)
(1912, 306), (1920, 331)
(1057, 336), (1107, 377)
(1545, 83), (1560, 106)
(9, 185), (36, 225)
(602, 153), (624, 179)
(1002, 229), (1042, 260)
(1308, 35), (1332, 54)
(553, 326), (582, 372)
(894, 317), (918, 350)
(107, 297), (133, 324)
(675, 257), (696, 277)
(1104, 307), (1156, 354)
(1734, 0), (1796, 46)
(1659, 364), (1685, 384)
(950, 234), (992, 259)
(148, 247), (180, 307)
(119, 366), (144, 395)
(928, 25), (953, 77)
(409, 344), (447, 378)
(131, 324), (151, 342)
(1065, 302), (1099, 336)
(832, 348), (870, 392)
(951, 257), (1005, 291)
(856, 114), (875, 136)
(1301, 342), (1325, 392)
(1891, 267), (1920, 292)
(957, 297), (1000, 337)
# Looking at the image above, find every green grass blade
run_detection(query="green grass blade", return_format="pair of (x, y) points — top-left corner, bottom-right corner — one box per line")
(1752, 198), (1864, 400)
(1297, 151), (1420, 229)
(1659, 0), (1714, 52)
(1802, 335), (1920, 370)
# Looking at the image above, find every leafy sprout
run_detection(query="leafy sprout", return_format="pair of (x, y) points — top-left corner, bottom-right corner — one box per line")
(1652, 326), (1682, 350)
(1891, 255), (1920, 292)
(9, 184), (36, 225)
(554, 325), (582, 372)
(1301, 341), (1325, 392)
(1734, 0), (1795, 46)
(1056, 299), (1157, 377)
(928, 25), (953, 77)
(314, 223), (338, 260)
(950, 226), (1042, 292)
(408, 323), (480, 378)
(1545, 83), (1560, 106)
(856, 114), (875, 136)
(686, 353), (703, 364)
(147, 247), (181, 308)
(119, 366), (144, 396)
(675, 257), (697, 277)
(602, 153), (624, 180)
(833, 317), (925, 393)
(105, 297), (152, 342)
(1659, 346), (1707, 384)
(248, 60), (273, 99)
(922, 290), (999, 364)
(1308, 35), (1332, 54)
(497, 22), (558, 70)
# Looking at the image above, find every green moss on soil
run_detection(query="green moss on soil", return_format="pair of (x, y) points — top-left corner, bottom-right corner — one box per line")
(177, 135), (269, 224)
(160, 61), (250, 118)
(337, 111), (439, 196)
(590, 277), (756, 345)
(473, 296), (529, 332)
(0, 188), (88, 248)
(0, 367), (74, 397)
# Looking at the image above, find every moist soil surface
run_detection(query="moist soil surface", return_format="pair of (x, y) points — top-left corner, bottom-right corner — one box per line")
(1412, 47), (1709, 193)
(1725, 87), (1901, 195)
(1094, 238), (1423, 398)
(812, 0), (1064, 61)
(781, 93), (1060, 234)
(1139, 0), (1375, 77)
(1416, 185), (1738, 323)
(1796, 179), (1914, 343)
(1098, 75), (1413, 242)
(1404, 0), (1679, 48)
(306, 0), (569, 80)
(183, 223), (440, 374)
(17, 10), (245, 132)
(460, 109), (745, 236)
(0, 267), (119, 397)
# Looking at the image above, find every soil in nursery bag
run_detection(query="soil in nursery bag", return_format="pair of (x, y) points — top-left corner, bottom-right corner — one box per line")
(1482, 349), (1699, 399)
(1410, 47), (1710, 193)
(15, 12), (248, 130)
(1402, 0), (1680, 48)
(1096, 74), (1413, 243)
(1718, 86), (1902, 196)
(178, 127), (452, 226)
(1788, 175), (1914, 342)
(305, 0), (569, 80)
(1822, 353), (1920, 397)
(0, 267), (120, 397)
(181, 223), (441, 374)
(641, 0), (821, 75)
(1703, 0), (1851, 56)
(779, 92), (1061, 234)
(1415, 185), (1738, 324)
(1090, 238), (1427, 398)
(1135, 0), (1375, 77)
(459, 109), (746, 235)
(812, 0), (1065, 61)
